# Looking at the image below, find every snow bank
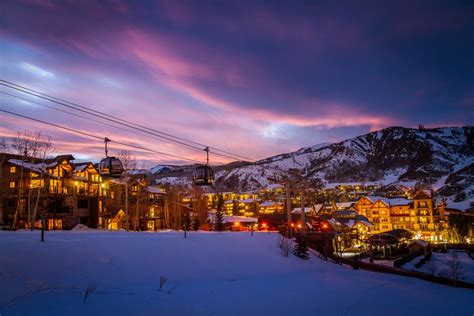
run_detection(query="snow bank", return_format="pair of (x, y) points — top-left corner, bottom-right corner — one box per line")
(71, 224), (95, 231)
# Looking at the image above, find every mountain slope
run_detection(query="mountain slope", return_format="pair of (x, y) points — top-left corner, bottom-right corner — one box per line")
(154, 126), (474, 208)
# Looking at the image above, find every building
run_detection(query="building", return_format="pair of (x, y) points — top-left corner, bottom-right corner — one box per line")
(353, 190), (448, 240)
(0, 153), (100, 229)
(259, 201), (283, 214)
(100, 176), (167, 231)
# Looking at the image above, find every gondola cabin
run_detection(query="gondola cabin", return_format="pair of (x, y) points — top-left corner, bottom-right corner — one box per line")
(99, 157), (124, 178)
(192, 165), (214, 186)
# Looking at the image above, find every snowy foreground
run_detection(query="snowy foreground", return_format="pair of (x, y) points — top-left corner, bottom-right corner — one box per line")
(1, 231), (473, 316)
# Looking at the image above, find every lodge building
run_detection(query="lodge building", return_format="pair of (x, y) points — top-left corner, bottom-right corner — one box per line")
(0, 153), (167, 231)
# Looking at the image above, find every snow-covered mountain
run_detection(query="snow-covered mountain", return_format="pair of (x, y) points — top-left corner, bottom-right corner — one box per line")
(153, 126), (474, 208)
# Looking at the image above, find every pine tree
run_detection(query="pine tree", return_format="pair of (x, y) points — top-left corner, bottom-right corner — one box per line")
(192, 217), (201, 231)
(183, 211), (191, 231)
(293, 234), (309, 260)
(215, 193), (225, 231)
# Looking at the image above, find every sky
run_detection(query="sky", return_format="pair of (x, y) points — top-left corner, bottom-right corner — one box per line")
(0, 0), (473, 167)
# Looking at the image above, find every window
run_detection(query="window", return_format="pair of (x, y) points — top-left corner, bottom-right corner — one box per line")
(147, 221), (154, 231)
(419, 201), (427, 208)
(111, 191), (115, 199)
(9, 181), (15, 188)
(9, 166), (16, 173)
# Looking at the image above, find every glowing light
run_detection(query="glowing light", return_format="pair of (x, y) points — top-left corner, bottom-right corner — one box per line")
(234, 222), (240, 226)
(101, 183), (106, 188)
(322, 223), (328, 229)
(297, 224), (302, 228)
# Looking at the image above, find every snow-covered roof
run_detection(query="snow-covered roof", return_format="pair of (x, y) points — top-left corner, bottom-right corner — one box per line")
(146, 186), (166, 195)
(292, 207), (313, 214)
(8, 159), (57, 174)
(223, 216), (258, 223)
(260, 201), (282, 207)
(314, 204), (325, 212)
(238, 198), (258, 204)
(208, 214), (258, 223)
(335, 202), (355, 209)
(74, 164), (89, 172)
(366, 196), (411, 206)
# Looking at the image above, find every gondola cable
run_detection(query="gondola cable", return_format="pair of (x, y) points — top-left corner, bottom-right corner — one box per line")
(0, 79), (256, 162)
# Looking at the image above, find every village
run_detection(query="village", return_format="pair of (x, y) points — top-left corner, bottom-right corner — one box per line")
(2, 152), (473, 247)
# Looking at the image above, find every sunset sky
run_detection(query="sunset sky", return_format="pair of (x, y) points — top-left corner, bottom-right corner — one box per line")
(1, 0), (473, 166)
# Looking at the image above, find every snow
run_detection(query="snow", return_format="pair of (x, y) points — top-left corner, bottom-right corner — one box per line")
(145, 186), (166, 194)
(260, 201), (282, 207)
(291, 207), (313, 214)
(71, 224), (96, 231)
(366, 196), (411, 206)
(403, 250), (474, 284)
(0, 231), (473, 315)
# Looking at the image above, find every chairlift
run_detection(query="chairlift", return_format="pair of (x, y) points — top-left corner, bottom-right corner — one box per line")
(192, 147), (214, 186)
(99, 137), (124, 178)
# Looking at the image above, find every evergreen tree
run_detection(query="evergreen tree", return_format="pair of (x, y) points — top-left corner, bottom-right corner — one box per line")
(293, 234), (309, 260)
(232, 199), (239, 216)
(192, 217), (201, 231)
(215, 193), (225, 231)
(183, 210), (191, 232)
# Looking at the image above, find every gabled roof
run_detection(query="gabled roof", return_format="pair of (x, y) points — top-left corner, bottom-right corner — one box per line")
(46, 154), (75, 164)
(335, 202), (355, 209)
(146, 186), (166, 195)
(365, 195), (411, 206)
(292, 207), (313, 214)
(413, 190), (432, 199)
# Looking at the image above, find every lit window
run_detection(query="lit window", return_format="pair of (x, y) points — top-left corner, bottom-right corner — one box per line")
(9, 166), (16, 173)
(111, 191), (115, 199)
(9, 181), (15, 188)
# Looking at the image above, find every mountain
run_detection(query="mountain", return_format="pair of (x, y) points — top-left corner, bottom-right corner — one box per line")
(152, 126), (474, 209)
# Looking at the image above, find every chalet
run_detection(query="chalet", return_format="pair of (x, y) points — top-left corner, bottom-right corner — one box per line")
(0, 153), (100, 229)
(353, 190), (448, 240)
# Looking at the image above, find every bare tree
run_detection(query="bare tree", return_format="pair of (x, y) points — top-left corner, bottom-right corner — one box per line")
(117, 150), (136, 230)
(446, 251), (467, 286)
(31, 136), (54, 230)
(0, 138), (9, 225)
(10, 131), (46, 229)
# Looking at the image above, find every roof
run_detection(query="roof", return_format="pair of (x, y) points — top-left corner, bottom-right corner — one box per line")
(8, 159), (58, 175)
(208, 214), (258, 223)
(146, 186), (166, 195)
(368, 229), (413, 245)
(260, 201), (282, 207)
(46, 154), (75, 164)
(314, 204), (325, 212)
(292, 207), (313, 214)
(74, 163), (90, 172)
(335, 202), (355, 209)
(332, 210), (358, 217)
(365, 195), (411, 206)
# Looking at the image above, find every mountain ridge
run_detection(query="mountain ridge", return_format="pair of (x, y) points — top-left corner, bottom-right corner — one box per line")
(151, 126), (474, 209)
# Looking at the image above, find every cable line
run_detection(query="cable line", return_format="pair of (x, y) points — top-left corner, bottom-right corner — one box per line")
(0, 109), (202, 164)
(1, 91), (199, 148)
(0, 79), (256, 162)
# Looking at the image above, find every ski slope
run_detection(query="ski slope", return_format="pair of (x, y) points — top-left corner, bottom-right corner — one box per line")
(0, 231), (473, 315)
